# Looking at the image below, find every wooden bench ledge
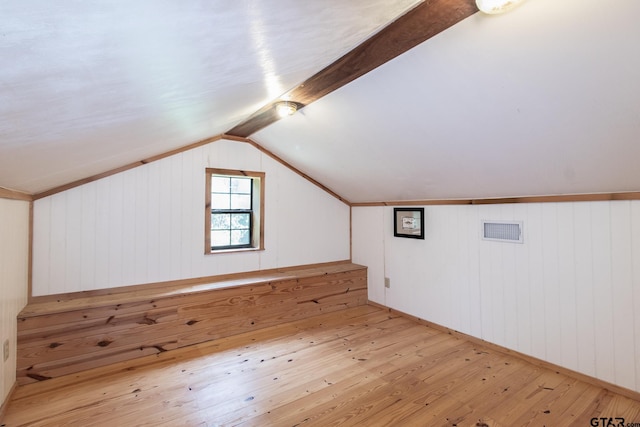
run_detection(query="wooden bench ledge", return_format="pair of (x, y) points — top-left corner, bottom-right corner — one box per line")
(21, 261), (366, 318)
(17, 261), (368, 384)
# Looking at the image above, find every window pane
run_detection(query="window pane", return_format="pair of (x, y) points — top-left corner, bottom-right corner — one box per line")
(231, 213), (250, 230)
(211, 193), (230, 209)
(212, 177), (230, 193)
(211, 213), (230, 230)
(208, 171), (261, 252)
(231, 229), (250, 245)
(211, 230), (231, 247)
(230, 194), (251, 209)
(231, 177), (251, 194)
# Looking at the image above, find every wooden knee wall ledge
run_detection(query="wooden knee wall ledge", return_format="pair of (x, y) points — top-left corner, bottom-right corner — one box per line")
(17, 262), (367, 385)
(367, 301), (640, 403)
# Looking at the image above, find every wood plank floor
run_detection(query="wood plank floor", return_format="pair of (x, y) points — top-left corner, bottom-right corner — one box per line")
(3, 305), (640, 426)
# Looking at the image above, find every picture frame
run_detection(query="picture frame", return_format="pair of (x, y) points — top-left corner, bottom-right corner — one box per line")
(393, 207), (425, 239)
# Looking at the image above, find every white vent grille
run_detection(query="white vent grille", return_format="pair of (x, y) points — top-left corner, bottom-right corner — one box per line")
(482, 220), (523, 243)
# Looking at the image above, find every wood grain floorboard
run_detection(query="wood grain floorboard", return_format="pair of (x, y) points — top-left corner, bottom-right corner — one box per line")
(3, 305), (640, 426)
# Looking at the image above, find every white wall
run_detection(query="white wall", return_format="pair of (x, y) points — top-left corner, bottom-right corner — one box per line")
(353, 201), (640, 393)
(0, 199), (29, 407)
(32, 139), (350, 295)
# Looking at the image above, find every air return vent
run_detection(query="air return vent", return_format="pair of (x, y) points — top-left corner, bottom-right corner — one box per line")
(482, 220), (523, 243)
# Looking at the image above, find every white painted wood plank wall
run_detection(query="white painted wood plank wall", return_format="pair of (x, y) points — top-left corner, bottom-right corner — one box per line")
(353, 201), (640, 393)
(32, 139), (350, 295)
(0, 199), (29, 406)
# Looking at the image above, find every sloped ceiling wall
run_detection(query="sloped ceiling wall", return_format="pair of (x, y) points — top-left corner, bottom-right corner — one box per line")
(2, 0), (639, 203)
(253, 0), (640, 203)
(0, 0), (419, 194)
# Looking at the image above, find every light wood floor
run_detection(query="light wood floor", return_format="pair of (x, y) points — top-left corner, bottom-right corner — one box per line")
(3, 305), (640, 426)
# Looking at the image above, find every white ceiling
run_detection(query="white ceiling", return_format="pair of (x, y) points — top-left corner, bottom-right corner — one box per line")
(0, 0), (418, 193)
(255, 0), (640, 202)
(2, 0), (640, 202)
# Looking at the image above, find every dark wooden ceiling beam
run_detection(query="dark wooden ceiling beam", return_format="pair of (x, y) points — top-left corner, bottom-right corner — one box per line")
(226, 0), (478, 138)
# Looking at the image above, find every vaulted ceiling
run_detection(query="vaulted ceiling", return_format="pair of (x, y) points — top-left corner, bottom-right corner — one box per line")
(2, 0), (639, 203)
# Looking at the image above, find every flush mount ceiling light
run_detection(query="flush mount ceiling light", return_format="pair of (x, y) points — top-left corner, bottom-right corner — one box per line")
(476, 0), (525, 14)
(275, 101), (298, 118)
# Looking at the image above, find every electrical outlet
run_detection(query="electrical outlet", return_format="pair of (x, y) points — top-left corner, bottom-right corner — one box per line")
(384, 277), (391, 288)
(3, 339), (9, 362)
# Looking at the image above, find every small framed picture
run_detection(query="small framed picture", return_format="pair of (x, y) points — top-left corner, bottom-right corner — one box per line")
(393, 208), (424, 239)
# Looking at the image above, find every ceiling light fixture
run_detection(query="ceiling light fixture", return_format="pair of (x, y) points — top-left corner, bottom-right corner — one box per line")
(476, 0), (525, 14)
(275, 101), (298, 118)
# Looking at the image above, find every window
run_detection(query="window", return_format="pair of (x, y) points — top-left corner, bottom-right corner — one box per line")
(205, 169), (264, 253)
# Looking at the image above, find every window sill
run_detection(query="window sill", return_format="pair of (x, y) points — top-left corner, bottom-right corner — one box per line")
(207, 246), (265, 255)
